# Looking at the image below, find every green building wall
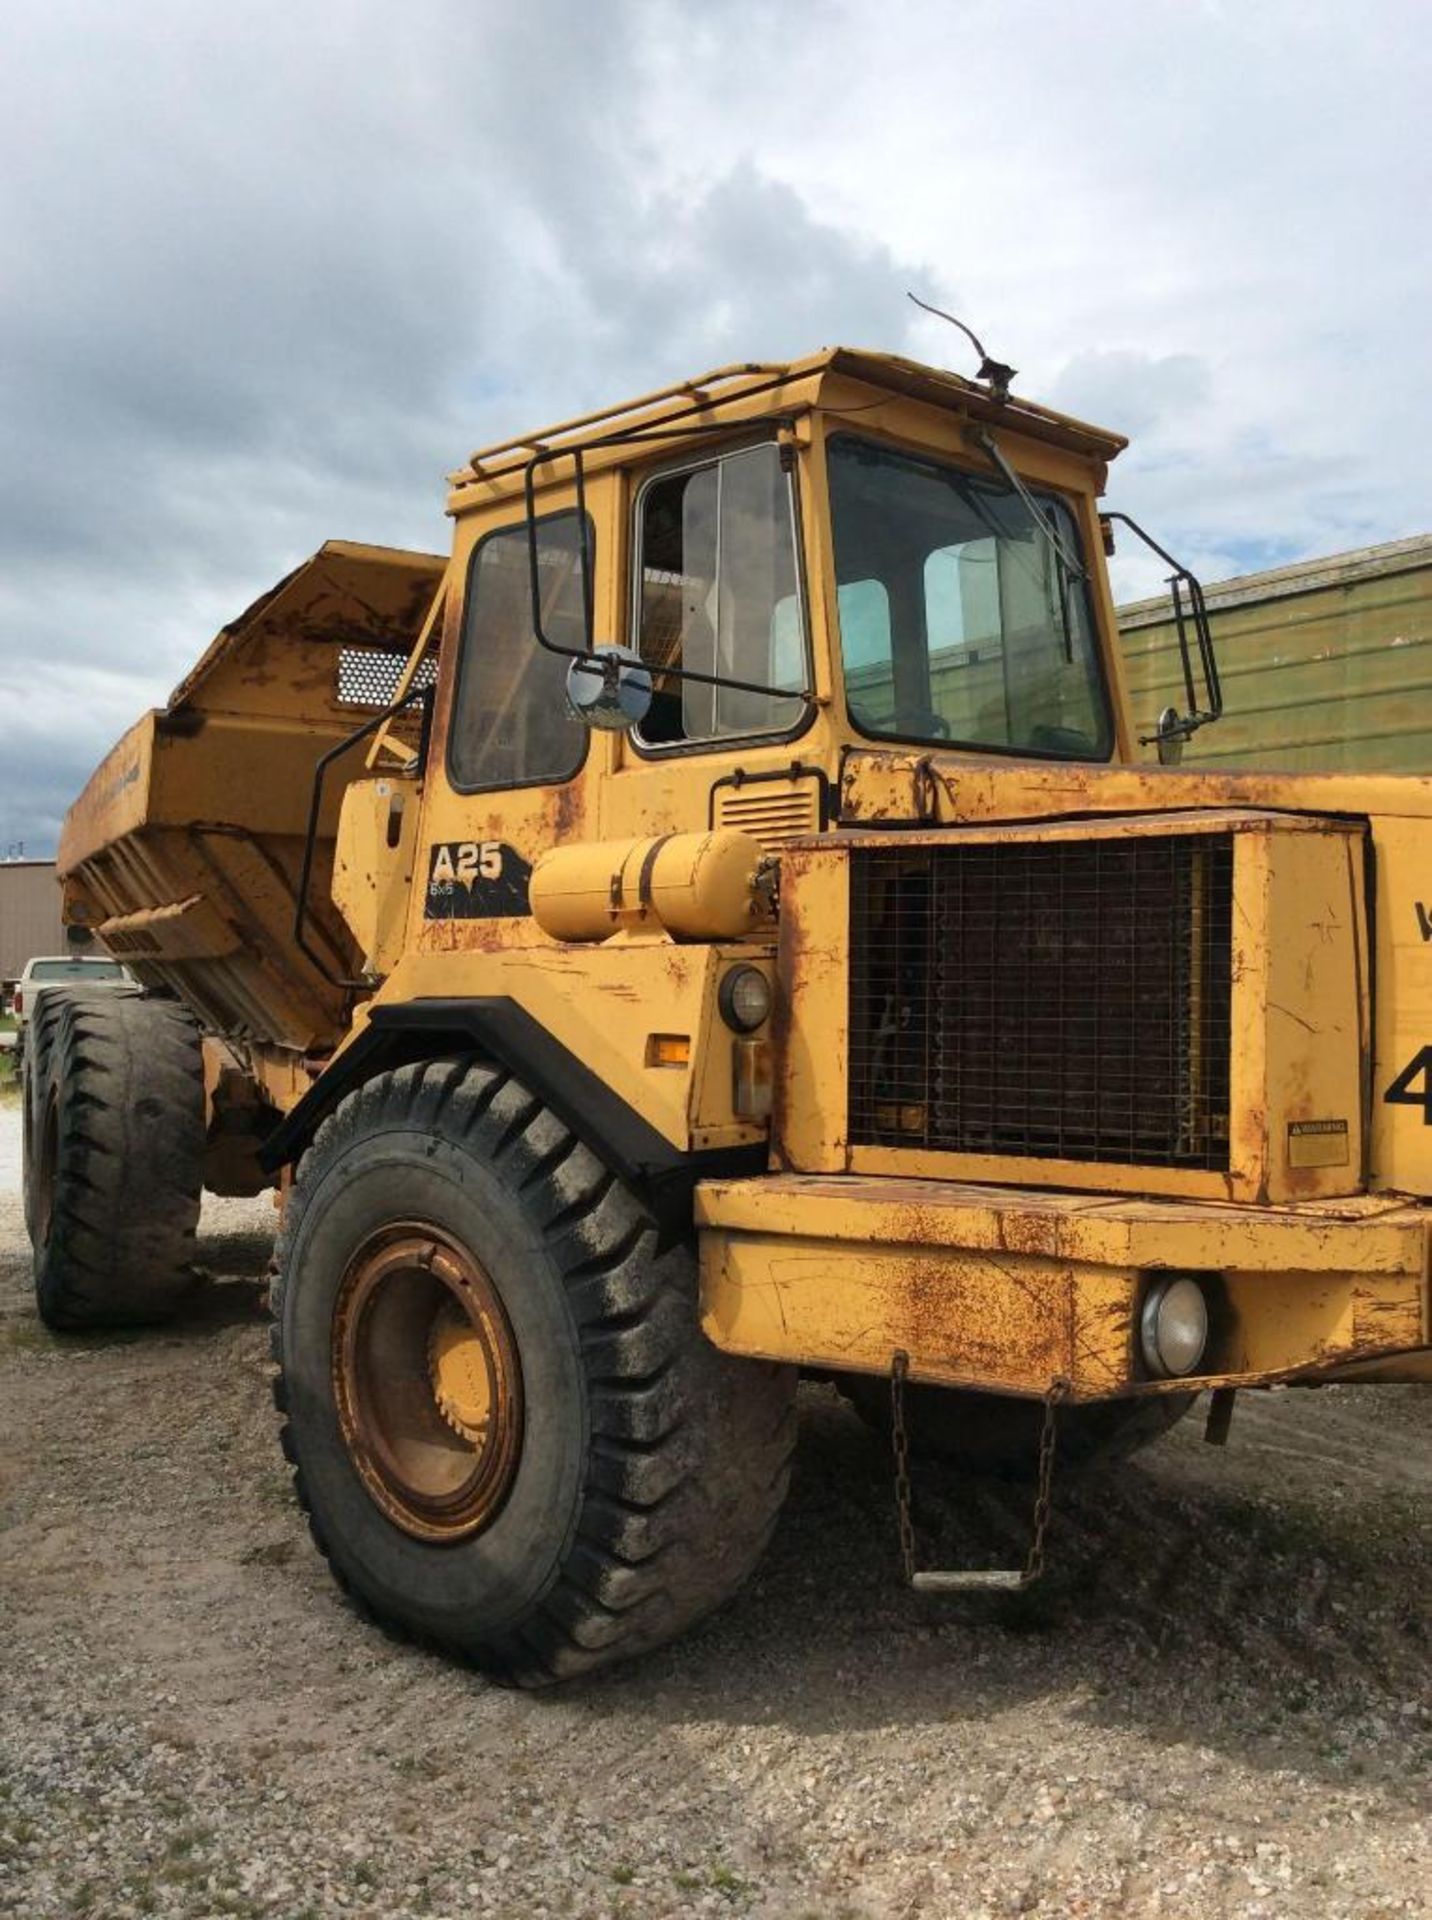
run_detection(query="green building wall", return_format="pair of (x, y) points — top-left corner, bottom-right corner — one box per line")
(1117, 533), (1432, 772)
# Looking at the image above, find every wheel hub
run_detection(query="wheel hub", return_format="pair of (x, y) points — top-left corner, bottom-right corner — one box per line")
(428, 1302), (496, 1442)
(331, 1225), (522, 1543)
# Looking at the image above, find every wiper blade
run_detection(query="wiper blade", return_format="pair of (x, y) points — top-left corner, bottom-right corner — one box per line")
(971, 427), (1083, 663)
(971, 428), (1086, 580)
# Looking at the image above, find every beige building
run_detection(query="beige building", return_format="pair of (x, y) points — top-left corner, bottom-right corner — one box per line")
(0, 860), (66, 987)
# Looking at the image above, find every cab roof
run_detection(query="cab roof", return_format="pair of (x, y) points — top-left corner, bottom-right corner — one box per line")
(450, 346), (1128, 492)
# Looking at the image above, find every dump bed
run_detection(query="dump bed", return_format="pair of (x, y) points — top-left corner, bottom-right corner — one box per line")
(58, 541), (445, 1055)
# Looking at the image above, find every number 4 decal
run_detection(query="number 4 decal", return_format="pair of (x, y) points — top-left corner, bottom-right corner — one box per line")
(1384, 1046), (1432, 1123)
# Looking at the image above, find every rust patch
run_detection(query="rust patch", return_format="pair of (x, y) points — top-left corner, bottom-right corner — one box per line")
(550, 776), (584, 846)
(769, 851), (808, 1164)
(883, 1249), (1073, 1393)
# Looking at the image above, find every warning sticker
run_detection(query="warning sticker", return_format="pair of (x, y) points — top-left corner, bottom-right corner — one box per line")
(1287, 1118), (1350, 1169)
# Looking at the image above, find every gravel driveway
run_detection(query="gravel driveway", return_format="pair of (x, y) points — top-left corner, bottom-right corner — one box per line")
(1, 1106), (1428, 1918)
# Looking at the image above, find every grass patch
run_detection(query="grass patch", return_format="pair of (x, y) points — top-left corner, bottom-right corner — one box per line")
(2, 1319), (55, 1352)
(160, 1857), (208, 1889)
(9, 1319), (148, 1353)
(164, 1825), (214, 1858)
(0, 1016), (20, 1100)
(240, 1538), (296, 1568)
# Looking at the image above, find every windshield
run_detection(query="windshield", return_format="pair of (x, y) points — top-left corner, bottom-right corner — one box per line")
(28, 959), (126, 981)
(827, 434), (1113, 758)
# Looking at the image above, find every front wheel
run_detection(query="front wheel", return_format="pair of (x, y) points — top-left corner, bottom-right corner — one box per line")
(271, 1058), (797, 1685)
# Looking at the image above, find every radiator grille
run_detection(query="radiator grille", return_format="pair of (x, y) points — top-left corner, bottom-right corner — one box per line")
(848, 834), (1233, 1169)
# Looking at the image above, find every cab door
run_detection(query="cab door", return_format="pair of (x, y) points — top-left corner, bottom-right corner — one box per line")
(598, 437), (837, 847)
(413, 497), (603, 953)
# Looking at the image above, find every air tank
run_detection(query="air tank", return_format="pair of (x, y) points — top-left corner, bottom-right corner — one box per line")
(530, 830), (773, 943)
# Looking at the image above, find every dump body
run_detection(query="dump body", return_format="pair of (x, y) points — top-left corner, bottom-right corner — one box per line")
(59, 541), (444, 1057)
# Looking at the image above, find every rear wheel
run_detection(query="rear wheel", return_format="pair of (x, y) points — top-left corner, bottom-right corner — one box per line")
(27, 990), (205, 1329)
(20, 994), (63, 1242)
(271, 1058), (797, 1685)
(846, 1377), (1195, 1478)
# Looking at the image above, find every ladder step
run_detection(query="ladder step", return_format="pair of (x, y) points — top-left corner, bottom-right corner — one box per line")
(911, 1568), (1029, 1594)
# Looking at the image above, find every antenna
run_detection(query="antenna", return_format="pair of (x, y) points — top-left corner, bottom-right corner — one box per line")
(907, 291), (1017, 402)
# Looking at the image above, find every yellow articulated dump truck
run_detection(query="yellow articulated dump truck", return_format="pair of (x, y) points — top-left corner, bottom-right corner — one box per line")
(28, 348), (1431, 1685)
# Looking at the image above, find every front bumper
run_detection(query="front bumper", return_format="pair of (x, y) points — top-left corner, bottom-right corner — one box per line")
(695, 1174), (1432, 1399)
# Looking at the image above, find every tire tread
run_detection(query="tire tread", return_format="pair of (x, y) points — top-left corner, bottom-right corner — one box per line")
(26, 990), (204, 1330)
(271, 1057), (796, 1685)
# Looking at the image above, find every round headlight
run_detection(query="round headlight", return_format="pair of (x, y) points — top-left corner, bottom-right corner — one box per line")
(1139, 1275), (1209, 1378)
(718, 966), (772, 1033)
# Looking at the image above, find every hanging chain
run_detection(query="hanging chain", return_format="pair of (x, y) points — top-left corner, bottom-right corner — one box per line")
(1023, 1376), (1070, 1585)
(889, 1353), (1070, 1590)
(890, 1350), (918, 1583)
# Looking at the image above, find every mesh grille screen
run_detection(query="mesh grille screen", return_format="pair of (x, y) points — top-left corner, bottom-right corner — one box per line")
(337, 647), (438, 709)
(848, 834), (1233, 1169)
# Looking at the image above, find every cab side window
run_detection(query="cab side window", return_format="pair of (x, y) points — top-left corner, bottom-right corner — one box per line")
(448, 512), (590, 791)
(633, 442), (807, 746)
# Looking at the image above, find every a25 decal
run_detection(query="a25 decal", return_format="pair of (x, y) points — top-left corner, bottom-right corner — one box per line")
(425, 841), (533, 920)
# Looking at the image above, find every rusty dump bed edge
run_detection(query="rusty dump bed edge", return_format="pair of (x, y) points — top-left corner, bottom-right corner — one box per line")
(58, 541), (446, 1056)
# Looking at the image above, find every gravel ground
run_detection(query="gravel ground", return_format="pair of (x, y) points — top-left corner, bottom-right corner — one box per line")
(1, 1104), (1429, 1920)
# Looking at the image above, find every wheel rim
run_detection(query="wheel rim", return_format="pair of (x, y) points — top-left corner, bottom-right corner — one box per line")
(331, 1224), (523, 1543)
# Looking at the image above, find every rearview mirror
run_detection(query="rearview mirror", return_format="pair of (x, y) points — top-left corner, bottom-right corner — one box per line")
(565, 645), (654, 732)
(1154, 705), (1185, 766)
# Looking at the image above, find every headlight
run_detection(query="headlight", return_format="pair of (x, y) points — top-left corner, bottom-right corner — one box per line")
(1139, 1275), (1209, 1378)
(718, 966), (772, 1033)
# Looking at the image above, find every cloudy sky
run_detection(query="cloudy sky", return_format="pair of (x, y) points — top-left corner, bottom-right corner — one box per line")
(3, 0), (1428, 853)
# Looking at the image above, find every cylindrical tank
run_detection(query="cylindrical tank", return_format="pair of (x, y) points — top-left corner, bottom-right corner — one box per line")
(530, 830), (772, 943)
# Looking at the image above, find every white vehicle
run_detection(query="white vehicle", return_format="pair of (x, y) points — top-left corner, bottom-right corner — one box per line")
(12, 953), (133, 1046)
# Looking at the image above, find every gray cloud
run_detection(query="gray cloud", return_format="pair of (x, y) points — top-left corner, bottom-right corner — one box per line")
(0, 0), (933, 850)
(1052, 352), (1211, 444)
(2, 0), (1428, 850)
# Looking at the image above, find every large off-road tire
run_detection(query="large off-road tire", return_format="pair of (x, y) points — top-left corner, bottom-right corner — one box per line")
(27, 990), (205, 1330)
(846, 1377), (1195, 1479)
(20, 995), (62, 1242)
(270, 1058), (798, 1686)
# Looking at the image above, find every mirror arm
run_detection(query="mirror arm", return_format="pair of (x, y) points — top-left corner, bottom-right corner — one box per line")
(1102, 510), (1223, 745)
(521, 426), (814, 707)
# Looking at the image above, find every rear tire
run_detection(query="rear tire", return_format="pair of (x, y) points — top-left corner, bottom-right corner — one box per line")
(27, 990), (205, 1330)
(271, 1058), (798, 1686)
(845, 1377), (1195, 1478)
(20, 994), (63, 1242)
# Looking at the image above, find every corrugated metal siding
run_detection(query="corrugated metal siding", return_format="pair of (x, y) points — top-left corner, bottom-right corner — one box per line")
(1118, 534), (1432, 771)
(0, 862), (65, 984)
